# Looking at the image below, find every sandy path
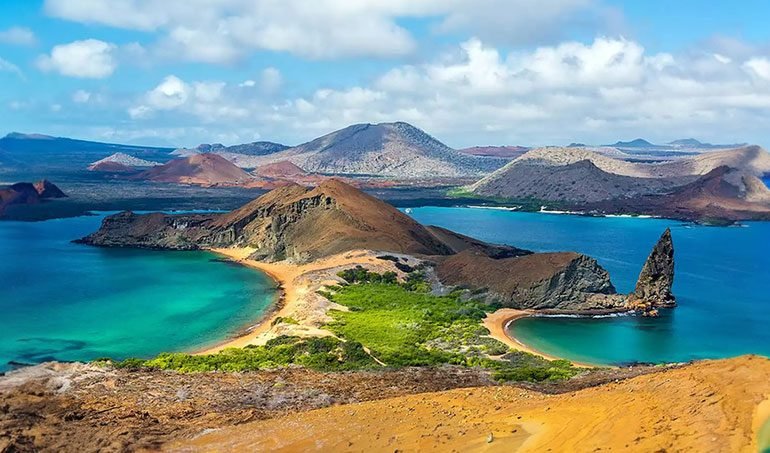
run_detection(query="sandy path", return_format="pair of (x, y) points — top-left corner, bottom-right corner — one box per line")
(167, 355), (770, 452)
(198, 248), (412, 354)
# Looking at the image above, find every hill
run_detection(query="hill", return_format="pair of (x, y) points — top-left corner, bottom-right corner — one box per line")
(587, 166), (770, 221)
(171, 141), (290, 167)
(88, 152), (160, 171)
(468, 159), (683, 203)
(132, 154), (253, 186)
(0, 179), (66, 216)
(243, 122), (507, 178)
(609, 138), (656, 148)
(80, 179), (454, 261)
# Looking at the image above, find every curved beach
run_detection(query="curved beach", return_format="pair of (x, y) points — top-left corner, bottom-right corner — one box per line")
(483, 308), (600, 368)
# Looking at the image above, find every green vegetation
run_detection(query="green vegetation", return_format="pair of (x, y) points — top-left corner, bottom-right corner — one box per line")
(96, 336), (377, 373)
(325, 274), (577, 381)
(100, 268), (580, 382)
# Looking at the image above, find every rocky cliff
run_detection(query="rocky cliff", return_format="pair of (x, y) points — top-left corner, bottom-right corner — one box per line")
(628, 229), (676, 312)
(436, 250), (624, 310)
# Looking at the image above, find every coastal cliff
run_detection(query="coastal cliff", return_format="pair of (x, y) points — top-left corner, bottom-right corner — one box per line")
(436, 250), (623, 310)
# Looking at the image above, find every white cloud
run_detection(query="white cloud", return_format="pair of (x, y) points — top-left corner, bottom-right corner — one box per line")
(0, 27), (37, 46)
(262, 37), (770, 145)
(0, 57), (24, 79)
(72, 90), (92, 103)
(744, 58), (770, 81)
(129, 75), (249, 122)
(43, 0), (609, 62)
(37, 39), (117, 78)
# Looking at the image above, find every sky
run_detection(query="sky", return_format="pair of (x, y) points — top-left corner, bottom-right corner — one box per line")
(3, 1), (770, 148)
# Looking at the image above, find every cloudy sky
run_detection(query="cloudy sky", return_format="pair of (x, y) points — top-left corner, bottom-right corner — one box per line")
(3, 0), (770, 148)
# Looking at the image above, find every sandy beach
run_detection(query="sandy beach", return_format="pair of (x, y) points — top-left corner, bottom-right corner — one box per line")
(483, 308), (598, 368)
(199, 248), (418, 354)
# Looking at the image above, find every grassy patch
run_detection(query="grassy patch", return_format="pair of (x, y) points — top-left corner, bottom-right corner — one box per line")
(101, 336), (377, 373)
(324, 272), (580, 381)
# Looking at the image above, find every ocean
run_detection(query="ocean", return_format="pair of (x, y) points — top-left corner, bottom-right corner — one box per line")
(0, 214), (275, 371)
(407, 207), (770, 366)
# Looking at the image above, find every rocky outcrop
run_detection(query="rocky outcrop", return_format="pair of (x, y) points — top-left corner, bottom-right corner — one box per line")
(0, 180), (66, 216)
(628, 229), (676, 313)
(435, 250), (624, 310)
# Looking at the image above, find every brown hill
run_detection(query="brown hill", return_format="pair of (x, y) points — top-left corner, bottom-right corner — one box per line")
(435, 250), (622, 310)
(253, 160), (307, 179)
(80, 179), (453, 262)
(172, 355), (770, 452)
(88, 161), (136, 173)
(0, 180), (66, 215)
(134, 154), (252, 186)
(588, 166), (770, 221)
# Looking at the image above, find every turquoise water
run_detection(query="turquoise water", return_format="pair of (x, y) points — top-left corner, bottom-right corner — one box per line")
(0, 214), (275, 371)
(407, 207), (770, 365)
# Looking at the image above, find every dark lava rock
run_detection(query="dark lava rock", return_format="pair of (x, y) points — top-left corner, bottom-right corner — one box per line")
(630, 228), (676, 308)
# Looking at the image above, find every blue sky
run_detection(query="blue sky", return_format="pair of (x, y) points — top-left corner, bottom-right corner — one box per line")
(3, 0), (770, 148)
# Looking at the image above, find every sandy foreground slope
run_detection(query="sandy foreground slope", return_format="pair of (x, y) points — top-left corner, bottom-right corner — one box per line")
(167, 355), (770, 452)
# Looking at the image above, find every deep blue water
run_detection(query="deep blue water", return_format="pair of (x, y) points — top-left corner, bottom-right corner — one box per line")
(0, 214), (275, 371)
(407, 207), (770, 365)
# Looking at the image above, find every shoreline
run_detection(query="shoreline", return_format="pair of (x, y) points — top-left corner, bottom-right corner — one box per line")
(483, 308), (606, 368)
(196, 248), (300, 354)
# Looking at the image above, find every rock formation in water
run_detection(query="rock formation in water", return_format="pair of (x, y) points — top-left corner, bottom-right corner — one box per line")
(0, 180), (66, 216)
(628, 228), (676, 314)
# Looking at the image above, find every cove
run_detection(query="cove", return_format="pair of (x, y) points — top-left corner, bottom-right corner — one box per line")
(0, 214), (275, 371)
(406, 206), (770, 366)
